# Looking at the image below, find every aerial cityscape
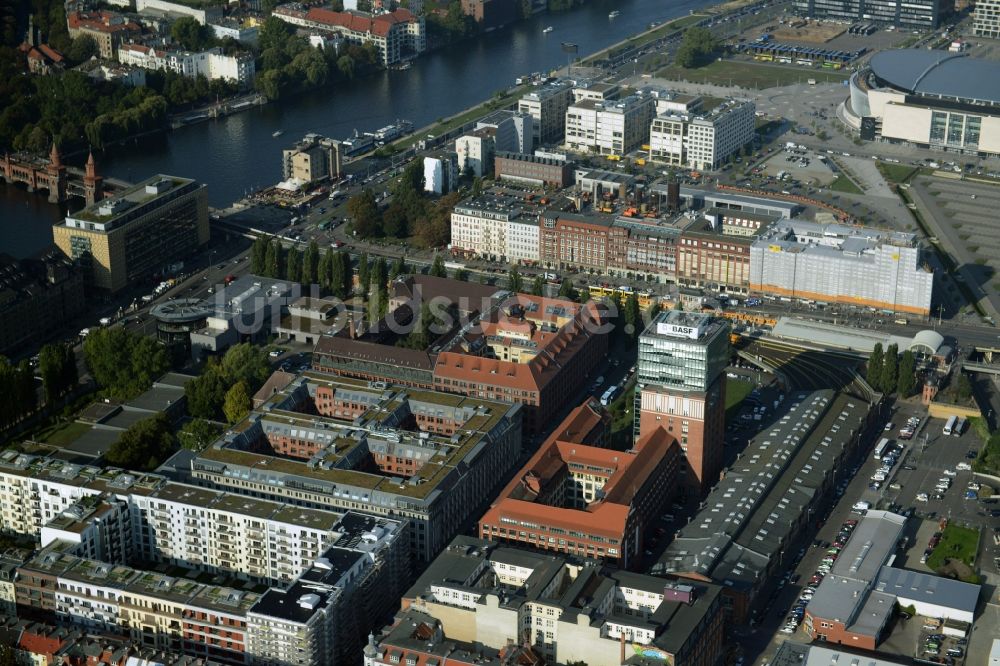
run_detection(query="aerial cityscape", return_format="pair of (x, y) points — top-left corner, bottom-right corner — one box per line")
(3, 0), (1000, 664)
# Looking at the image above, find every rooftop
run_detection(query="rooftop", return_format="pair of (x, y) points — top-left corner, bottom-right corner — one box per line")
(869, 49), (1000, 106)
(64, 175), (196, 229)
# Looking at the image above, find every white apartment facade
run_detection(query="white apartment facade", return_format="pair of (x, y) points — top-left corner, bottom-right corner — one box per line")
(649, 100), (755, 170)
(423, 153), (457, 194)
(454, 132), (495, 178)
(117, 44), (255, 87)
(450, 199), (539, 263)
(975, 0), (1000, 37)
(565, 94), (655, 156)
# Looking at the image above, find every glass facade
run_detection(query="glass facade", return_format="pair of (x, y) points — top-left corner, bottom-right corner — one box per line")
(635, 313), (730, 393)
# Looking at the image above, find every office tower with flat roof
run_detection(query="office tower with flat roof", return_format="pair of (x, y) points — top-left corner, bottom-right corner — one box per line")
(635, 310), (730, 496)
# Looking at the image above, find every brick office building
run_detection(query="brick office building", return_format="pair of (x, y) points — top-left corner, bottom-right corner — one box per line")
(478, 398), (678, 568)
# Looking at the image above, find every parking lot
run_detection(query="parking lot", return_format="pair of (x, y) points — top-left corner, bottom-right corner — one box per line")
(759, 148), (837, 186)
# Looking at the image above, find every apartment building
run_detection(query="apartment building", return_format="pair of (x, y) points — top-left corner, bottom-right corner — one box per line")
(479, 399), (677, 568)
(454, 129), (495, 178)
(116, 45), (256, 87)
(16, 511), (405, 666)
(676, 209), (777, 293)
(282, 134), (343, 183)
(0, 250), (85, 355)
(518, 83), (572, 148)
(274, 6), (425, 65)
(494, 151), (573, 187)
(650, 100), (755, 170)
(423, 151), (458, 194)
(187, 373), (522, 564)
(53, 175), (209, 292)
(975, 0), (1000, 37)
(392, 536), (725, 666)
(449, 196), (539, 262)
(749, 219), (934, 315)
(635, 311), (731, 495)
(476, 110), (533, 154)
(66, 10), (141, 59)
(564, 94), (656, 156)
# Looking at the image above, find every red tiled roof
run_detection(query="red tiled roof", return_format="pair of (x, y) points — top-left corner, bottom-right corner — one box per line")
(19, 630), (66, 657)
(479, 406), (677, 541)
(67, 11), (140, 34)
(37, 44), (64, 62)
(304, 8), (417, 37)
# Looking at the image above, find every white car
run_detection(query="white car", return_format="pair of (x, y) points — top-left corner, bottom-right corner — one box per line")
(956, 462), (971, 471)
(916, 493), (929, 502)
(943, 469), (956, 476)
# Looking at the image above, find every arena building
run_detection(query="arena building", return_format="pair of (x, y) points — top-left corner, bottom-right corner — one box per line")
(844, 49), (1000, 156)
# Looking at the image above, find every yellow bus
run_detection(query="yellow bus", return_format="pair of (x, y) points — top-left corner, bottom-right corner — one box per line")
(588, 285), (656, 309)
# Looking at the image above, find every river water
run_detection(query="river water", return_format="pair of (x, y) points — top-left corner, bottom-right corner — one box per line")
(1, 0), (712, 258)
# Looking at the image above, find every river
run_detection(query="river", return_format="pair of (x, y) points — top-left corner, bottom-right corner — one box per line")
(1, 0), (713, 258)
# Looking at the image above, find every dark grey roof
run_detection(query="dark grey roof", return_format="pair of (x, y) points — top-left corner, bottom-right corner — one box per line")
(875, 566), (980, 614)
(870, 50), (1000, 105)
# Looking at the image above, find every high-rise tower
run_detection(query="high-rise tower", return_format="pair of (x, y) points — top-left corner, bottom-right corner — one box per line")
(634, 310), (730, 496)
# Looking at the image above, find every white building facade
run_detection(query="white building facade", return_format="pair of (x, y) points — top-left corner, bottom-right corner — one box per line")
(649, 100), (755, 170)
(117, 44), (255, 87)
(565, 94), (655, 156)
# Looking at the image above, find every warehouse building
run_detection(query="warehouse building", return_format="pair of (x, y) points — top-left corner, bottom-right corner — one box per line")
(749, 219), (934, 315)
(804, 510), (980, 648)
(653, 390), (873, 622)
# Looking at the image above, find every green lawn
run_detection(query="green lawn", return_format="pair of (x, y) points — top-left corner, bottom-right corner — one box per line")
(31, 420), (91, 446)
(877, 162), (919, 184)
(830, 175), (864, 194)
(656, 59), (850, 89)
(725, 378), (753, 424)
(926, 524), (980, 571)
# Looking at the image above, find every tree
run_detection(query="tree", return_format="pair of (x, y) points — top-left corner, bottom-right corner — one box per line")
(382, 201), (408, 238)
(624, 292), (641, 340)
(348, 189), (381, 238)
(286, 247), (302, 283)
(302, 240), (319, 287)
(318, 247), (334, 292)
(867, 343), (884, 388)
(357, 253), (370, 297)
(223, 381), (252, 424)
(219, 343), (271, 390)
(472, 176), (484, 197)
(338, 250), (353, 297)
(674, 26), (719, 68)
(84, 328), (170, 400)
(430, 254), (447, 278)
(456, 268), (470, 282)
(257, 16), (294, 53)
(171, 16), (212, 51)
(179, 418), (223, 451)
(329, 250), (346, 299)
(881, 344), (899, 394)
(264, 238), (283, 278)
(531, 274), (545, 296)
(897, 349), (916, 397)
(251, 235), (269, 274)
(557, 280), (577, 302)
(66, 34), (98, 64)
(185, 364), (229, 420)
(371, 257), (389, 320)
(390, 255), (408, 281)
(507, 266), (523, 293)
(39, 343), (73, 404)
(105, 413), (176, 471)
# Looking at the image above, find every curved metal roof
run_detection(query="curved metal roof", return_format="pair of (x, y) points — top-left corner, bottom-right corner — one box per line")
(909, 330), (944, 355)
(869, 50), (1000, 105)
